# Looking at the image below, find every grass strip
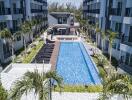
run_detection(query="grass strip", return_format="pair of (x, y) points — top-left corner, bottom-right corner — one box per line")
(54, 85), (103, 92)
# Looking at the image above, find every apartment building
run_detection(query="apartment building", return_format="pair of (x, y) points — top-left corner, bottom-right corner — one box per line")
(83, 0), (132, 67)
(0, 0), (48, 64)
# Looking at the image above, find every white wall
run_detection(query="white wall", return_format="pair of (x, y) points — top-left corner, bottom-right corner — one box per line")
(126, 0), (132, 7)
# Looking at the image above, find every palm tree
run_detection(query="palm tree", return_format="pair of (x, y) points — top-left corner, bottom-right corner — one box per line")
(107, 30), (117, 63)
(101, 31), (106, 52)
(9, 70), (63, 100)
(0, 28), (14, 61)
(27, 20), (34, 42)
(95, 23), (101, 47)
(100, 74), (132, 100)
(20, 21), (31, 56)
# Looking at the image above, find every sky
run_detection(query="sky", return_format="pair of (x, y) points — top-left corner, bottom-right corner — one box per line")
(48, 0), (82, 8)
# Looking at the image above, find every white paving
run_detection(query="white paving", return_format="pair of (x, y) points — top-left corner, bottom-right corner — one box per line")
(52, 92), (100, 100)
(52, 92), (132, 100)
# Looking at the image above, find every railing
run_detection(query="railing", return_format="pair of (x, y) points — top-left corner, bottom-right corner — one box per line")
(125, 8), (132, 17)
(121, 36), (132, 46)
(110, 8), (122, 16)
(0, 8), (11, 15)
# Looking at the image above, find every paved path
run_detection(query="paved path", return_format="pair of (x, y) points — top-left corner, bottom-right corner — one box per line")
(52, 92), (131, 100)
(52, 92), (99, 100)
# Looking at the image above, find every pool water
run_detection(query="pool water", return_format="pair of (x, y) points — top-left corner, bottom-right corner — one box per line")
(56, 42), (101, 85)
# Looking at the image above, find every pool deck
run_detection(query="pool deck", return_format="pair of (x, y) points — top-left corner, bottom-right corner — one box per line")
(52, 92), (126, 100)
(50, 41), (60, 71)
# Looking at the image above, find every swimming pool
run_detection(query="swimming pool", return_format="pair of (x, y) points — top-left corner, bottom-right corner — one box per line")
(56, 42), (101, 85)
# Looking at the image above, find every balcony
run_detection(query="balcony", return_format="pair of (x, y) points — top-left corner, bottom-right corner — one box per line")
(121, 36), (132, 46)
(120, 36), (132, 54)
(110, 8), (122, 16)
(0, 8), (11, 15)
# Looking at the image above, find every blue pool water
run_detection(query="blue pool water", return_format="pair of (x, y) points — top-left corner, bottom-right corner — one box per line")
(56, 42), (101, 85)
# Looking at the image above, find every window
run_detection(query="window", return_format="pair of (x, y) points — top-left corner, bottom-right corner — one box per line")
(3, 42), (11, 59)
(0, 1), (5, 15)
(125, 8), (131, 17)
(117, 43), (120, 50)
(117, 2), (122, 16)
(13, 3), (16, 14)
(58, 18), (62, 24)
(115, 22), (122, 33)
(13, 20), (18, 32)
(16, 35), (21, 41)
(128, 26), (132, 42)
(125, 53), (130, 65)
(112, 42), (116, 49)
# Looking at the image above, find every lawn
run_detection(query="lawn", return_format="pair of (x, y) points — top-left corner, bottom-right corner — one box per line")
(54, 85), (102, 93)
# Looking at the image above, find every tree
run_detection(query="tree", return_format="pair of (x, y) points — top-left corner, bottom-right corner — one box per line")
(0, 28), (14, 62)
(95, 23), (101, 47)
(101, 31), (106, 52)
(20, 21), (32, 56)
(9, 70), (63, 100)
(48, 2), (59, 12)
(27, 20), (34, 42)
(0, 83), (8, 100)
(100, 74), (132, 100)
(107, 30), (117, 63)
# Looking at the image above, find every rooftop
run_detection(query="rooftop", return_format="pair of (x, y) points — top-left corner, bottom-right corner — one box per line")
(50, 12), (73, 18)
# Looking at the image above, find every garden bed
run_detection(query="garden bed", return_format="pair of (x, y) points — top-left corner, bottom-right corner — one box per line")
(22, 40), (44, 63)
(53, 85), (102, 93)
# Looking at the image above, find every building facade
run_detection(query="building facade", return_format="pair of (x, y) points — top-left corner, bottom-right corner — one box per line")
(83, 0), (132, 67)
(0, 0), (48, 64)
(48, 12), (74, 26)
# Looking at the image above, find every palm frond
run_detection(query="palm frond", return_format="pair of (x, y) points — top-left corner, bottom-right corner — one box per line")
(100, 74), (132, 99)
(9, 76), (34, 100)
(9, 70), (63, 100)
(0, 28), (11, 39)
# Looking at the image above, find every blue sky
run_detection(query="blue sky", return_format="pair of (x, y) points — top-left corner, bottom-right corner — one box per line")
(48, 0), (82, 8)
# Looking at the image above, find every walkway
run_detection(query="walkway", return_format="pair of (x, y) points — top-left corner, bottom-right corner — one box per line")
(52, 92), (99, 100)
(82, 37), (116, 75)
(52, 92), (128, 100)
(50, 41), (60, 71)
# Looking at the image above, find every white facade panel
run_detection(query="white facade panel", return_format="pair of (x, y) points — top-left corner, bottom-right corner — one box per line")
(126, 0), (132, 8)
(120, 43), (132, 54)
(123, 17), (132, 25)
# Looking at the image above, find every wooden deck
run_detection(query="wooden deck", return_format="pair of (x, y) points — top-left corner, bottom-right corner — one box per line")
(50, 41), (60, 71)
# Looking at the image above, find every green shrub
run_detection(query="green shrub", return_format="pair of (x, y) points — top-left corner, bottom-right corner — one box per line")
(92, 55), (107, 80)
(97, 57), (108, 67)
(98, 67), (106, 79)
(0, 83), (8, 100)
(23, 41), (44, 63)
(103, 54), (118, 67)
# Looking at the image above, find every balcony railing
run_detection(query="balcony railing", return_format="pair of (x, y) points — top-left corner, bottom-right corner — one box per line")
(125, 8), (132, 17)
(110, 8), (122, 16)
(121, 36), (132, 46)
(0, 8), (11, 15)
